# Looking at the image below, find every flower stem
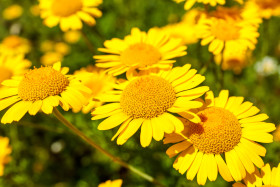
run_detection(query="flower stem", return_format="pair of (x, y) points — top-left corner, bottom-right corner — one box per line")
(53, 108), (165, 187)
(81, 30), (95, 53)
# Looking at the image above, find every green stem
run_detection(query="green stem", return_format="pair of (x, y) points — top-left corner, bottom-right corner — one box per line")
(81, 30), (95, 53)
(53, 108), (165, 187)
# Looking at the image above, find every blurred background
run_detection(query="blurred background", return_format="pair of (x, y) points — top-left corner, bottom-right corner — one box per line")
(0, 0), (280, 186)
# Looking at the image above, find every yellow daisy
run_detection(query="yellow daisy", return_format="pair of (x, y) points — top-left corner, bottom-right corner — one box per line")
(245, 0), (280, 19)
(0, 136), (12, 176)
(40, 52), (63, 66)
(0, 54), (31, 89)
(0, 62), (91, 124)
(39, 0), (102, 32)
(98, 179), (123, 187)
(0, 35), (31, 55)
(92, 64), (209, 147)
(63, 30), (81, 44)
(94, 27), (187, 76)
(164, 90), (275, 185)
(233, 163), (280, 187)
(174, 0), (243, 10)
(2, 4), (23, 20)
(73, 66), (116, 114)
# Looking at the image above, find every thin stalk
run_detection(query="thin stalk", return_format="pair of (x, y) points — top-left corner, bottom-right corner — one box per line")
(53, 108), (165, 187)
(81, 30), (95, 53)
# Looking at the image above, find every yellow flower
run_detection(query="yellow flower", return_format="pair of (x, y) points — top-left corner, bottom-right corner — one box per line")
(246, 0), (280, 19)
(233, 163), (280, 187)
(157, 9), (204, 45)
(94, 27), (187, 76)
(40, 52), (63, 66)
(73, 66), (116, 114)
(0, 54), (31, 89)
(174, 0), (243, 10)
(0, 35), (31, 55)
(2, 4), (23, 20)
(63, 30), (81, 43)
(215, 44), (251, 74)
(92, 64), (209, 147)
(98, 179), (123, 187)
(40, 40), (55, 52)
(0, 137), (12, 176)
(164, 90), (275, 185)
(39, 0), (102, 31)
(0, 62), (91, 124)
(273, 125), (280, 142)
(54, 42), (70, 55)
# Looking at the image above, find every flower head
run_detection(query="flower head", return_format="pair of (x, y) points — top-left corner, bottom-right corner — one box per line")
(39, 0), (102, 31)
(246, 0), (280, 19)
(0, 62), (91, 124)
(0, 136), (12, 176)
(98, 179), (123, 187)
(92, 64), (209, 147)
(233, 163), (280, 187)
(0, 35), (31, 55)
(2, 4), (23, 20)
(73, 66), (116, 113)
(164, 90), (275, 185)
(94, 27), (187, 76)
(173, 0), (243, 10)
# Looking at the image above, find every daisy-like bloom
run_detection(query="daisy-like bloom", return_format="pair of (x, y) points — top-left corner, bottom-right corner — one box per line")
(63, 30), (81, 44)
(39, 0), (102, 32)
(197, 6), (260, 56)
(94, 27), (187, 76)
(92, 64), (209, 147)
(2, 4), (23, 20)
(245, 0), (280, 19)
(164, 90), (276, 185)
(233, 163), (280, 187)
(215, 44), (251, 74)
(0, 54), (31, 89)
(0, 136), (12, 176)
(40, 52), (63, 66)
(98, 179), (123, 187)
(0, 35), (31, 55)
(0, 62), (91, 124)
(174, 0), (243, 10)
(73, 66), (116, 113)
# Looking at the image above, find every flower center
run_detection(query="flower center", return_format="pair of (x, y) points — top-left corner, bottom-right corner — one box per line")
(0, 67), (13, 84)
(256, 0), (280, 9)
(51, 0), (83, 17)
(120, 75), (176, 119)
(2, 36), (22, 48)
(120, 43), (161, 66)
(186, 107), (242, 154)
(211, 19), (240, 41)
(18, 67), (69, 101)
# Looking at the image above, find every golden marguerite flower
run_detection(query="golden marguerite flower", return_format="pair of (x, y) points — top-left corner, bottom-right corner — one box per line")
(174, 0), (243, 10)
(233, 163), (280, 187)
(0, 62), (91, 124)
(0, 35), (31, 55)
(39, 0), (102, 31)
(94, 27), (187, 76)
(2, 4), (23, 20)
(0, 136), (12, 176)
(0, 54), (31, 89)
(245, 0), (280, 19)
(98, 179), (123, 187)
(92, 64), (209, 147)
(164, 90), (275, 185)
(73, 66), (116, 113)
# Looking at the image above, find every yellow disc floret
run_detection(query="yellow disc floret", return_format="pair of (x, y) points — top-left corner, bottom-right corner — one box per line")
(120, 43), (161, 66)
(120, 75), (176, 119)
(186, 107), (242, 154)
(18, 67), (69, 101)
(51, 0), (83, 17)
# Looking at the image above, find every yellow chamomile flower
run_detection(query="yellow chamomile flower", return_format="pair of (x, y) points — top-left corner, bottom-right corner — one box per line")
(233, 163), (280, 187)
(0, 35), (31, 55)
(73, 66), (116, 114)
(39, 0), (102, 32)
(0, 62), (91, 124)
(174, 0), (243, 10)
(0, 54), (31, 89)
(63, 30), (81, 44)
(98, 179), (123, 187)
(0, 136), (12, 176)
(2, 4), (23, 20)
(92, 64), (209, 147)
(40, 52), (63, 66)
(164, 90), (275, 185)
(94, 27), (187, 76)
(245, 0), (280, 19)
(198, 6), (260, 56)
